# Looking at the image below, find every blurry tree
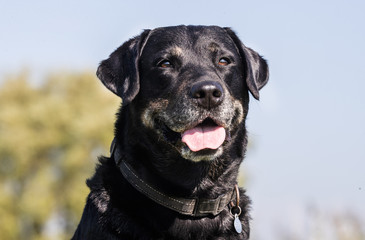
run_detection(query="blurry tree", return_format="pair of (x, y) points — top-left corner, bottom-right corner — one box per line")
(0, 71), (119, 240)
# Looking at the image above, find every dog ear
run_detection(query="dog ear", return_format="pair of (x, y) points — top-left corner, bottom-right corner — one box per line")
(97, 30), (151, 106)
(225, 28), (269, 100)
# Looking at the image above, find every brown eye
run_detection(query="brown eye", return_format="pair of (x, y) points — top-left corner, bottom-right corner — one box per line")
(218, 57), (230, 66)
(158, 60), (173, 68)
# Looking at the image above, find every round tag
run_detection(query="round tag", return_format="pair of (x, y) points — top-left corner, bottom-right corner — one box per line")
(234, 214), (242, 233)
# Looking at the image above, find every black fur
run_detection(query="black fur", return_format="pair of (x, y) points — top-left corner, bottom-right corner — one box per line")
(72, 25), (269, 239)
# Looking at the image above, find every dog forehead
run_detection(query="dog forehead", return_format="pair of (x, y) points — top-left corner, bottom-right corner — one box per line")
(141, 26), (236, 56)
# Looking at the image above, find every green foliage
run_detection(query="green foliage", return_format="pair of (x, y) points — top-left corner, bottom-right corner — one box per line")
(0, 71), (119, 239)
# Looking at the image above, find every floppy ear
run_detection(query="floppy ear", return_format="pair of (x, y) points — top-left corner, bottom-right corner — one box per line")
(96, 30), (151, 106)
(225, 28), (269, 100)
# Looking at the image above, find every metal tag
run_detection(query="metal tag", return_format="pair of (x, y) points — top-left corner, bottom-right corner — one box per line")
(234, 214), (242, 233)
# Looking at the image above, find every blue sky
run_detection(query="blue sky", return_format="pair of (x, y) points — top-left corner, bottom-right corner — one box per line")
(1, 0), (365, 238)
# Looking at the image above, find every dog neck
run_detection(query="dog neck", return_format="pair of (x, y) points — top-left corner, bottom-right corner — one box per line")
(110, 138), (240, 217)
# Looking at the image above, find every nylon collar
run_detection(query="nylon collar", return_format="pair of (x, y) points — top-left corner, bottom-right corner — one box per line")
(110, 138), (238, 217)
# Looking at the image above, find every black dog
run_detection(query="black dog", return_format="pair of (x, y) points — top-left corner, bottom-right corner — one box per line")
(72, 25), (268, 240)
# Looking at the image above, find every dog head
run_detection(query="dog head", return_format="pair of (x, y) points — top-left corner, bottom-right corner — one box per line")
(97, 25), (268, 162)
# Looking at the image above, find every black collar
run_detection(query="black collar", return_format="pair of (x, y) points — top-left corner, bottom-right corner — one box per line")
(110, 138), (239, 217)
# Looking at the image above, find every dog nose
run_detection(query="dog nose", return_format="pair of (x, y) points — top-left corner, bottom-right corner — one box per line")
(190, 81), (224, 109)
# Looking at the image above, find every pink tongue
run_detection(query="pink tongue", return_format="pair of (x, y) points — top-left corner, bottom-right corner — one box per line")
(182, 125), (226, 152)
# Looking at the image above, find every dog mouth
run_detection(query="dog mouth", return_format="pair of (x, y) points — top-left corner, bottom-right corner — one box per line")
(181, 119), (227, 152)
(156, 118), (229, 153)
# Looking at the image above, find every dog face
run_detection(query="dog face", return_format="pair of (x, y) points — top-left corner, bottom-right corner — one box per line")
(97, 25), (268, 162)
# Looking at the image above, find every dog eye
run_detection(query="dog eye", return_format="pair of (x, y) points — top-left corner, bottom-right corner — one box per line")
(218, 57), (230, 66)
(158, 60), (173, 68)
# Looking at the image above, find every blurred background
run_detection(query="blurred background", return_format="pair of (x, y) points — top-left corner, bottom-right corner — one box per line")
(1, 0), (364, 239)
